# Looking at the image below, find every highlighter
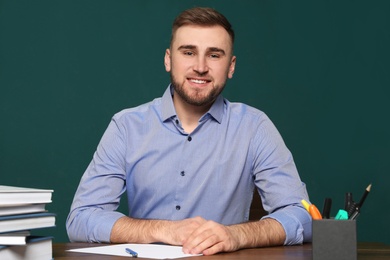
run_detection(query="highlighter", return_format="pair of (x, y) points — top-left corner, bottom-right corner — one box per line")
(301, 199), (310, 211)
(335, 209), (348, 220)
(309, 204), (323, 220)
(301, 199), (322, 220)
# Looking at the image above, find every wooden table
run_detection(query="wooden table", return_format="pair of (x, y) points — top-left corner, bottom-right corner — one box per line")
(53, 242), (390, 260)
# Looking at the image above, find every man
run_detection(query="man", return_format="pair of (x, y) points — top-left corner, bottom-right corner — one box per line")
(66, 7), (312, 255)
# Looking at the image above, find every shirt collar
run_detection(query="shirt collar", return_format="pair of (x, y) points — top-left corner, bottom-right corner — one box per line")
(206, 94), (224, 124)
(161, 84), (224, 124)
(161, 85), (177, 122)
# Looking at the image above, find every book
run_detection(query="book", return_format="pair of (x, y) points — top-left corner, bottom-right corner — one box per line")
(0, 212), (56, 233)
(0, 231), (30, 245)
(0, 204), (46, 217)
(0, 236), (52, 260)
(0, 186), (53, 206)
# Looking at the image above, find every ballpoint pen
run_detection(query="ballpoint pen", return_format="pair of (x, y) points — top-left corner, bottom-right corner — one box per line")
(125, 248), (138, 258)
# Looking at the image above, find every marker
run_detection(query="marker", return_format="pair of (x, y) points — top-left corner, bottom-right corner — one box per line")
(335, 209), (348, 220)
(301, 200), (322, 220)
(344, 192), (353, 211)
(125, 248), (138, 258)
(322, 198), (332, 219)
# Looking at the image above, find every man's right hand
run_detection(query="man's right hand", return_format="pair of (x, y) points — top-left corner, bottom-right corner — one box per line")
(161, 216), (208, 245)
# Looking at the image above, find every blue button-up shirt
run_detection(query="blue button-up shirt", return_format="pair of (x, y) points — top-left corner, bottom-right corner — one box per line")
(66, 85), (312, 245)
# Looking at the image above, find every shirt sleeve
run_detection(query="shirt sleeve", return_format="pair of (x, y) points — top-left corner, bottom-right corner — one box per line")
(66, 116), (127, 242)
(252, 114), (312, 245)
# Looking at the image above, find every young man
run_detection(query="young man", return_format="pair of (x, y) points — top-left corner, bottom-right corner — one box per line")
(66, 7), (312, 255)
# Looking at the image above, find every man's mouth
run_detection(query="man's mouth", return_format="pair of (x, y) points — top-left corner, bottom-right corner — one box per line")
(188, 78), (211, 84)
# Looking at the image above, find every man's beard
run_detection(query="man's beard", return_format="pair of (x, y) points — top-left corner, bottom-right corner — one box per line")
(170, 73), (226, 107)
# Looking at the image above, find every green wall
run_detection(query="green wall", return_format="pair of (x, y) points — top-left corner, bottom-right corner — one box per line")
(1, 0), (389, 244)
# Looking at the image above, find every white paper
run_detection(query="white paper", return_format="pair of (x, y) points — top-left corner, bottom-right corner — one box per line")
(67, 243), (202, 259)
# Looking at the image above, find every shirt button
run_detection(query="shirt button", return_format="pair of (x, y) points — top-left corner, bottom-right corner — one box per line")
(180, 171), (185, 176)
(176, 205), (181, 210)
(175, 119), (179, 125)
(187, 136), (192, 142)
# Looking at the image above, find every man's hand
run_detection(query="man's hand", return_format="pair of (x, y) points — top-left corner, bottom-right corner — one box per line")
(162, 216), (208, 245)
(182, 218), (286, 256)
(182, 220), (241, 255)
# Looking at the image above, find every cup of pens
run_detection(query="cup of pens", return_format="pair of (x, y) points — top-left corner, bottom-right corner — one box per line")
(304, 184), (371, 260)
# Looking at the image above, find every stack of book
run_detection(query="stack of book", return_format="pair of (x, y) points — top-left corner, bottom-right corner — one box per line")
(0, 185), (55, 260)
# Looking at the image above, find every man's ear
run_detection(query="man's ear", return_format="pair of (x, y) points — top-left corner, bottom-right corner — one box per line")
(228, 55), (236, 79)
(164, 49), (171, 72)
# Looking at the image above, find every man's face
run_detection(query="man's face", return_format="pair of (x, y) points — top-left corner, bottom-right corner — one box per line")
(164, 25), (236, 107)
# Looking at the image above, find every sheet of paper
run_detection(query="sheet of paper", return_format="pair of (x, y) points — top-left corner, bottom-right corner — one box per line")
(67, 243), (202, 259)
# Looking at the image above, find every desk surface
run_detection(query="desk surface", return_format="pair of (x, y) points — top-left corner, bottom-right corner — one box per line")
(53, 242), (390, 260)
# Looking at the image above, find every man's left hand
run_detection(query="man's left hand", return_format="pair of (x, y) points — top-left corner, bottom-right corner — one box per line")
(182, 219), (241, 255)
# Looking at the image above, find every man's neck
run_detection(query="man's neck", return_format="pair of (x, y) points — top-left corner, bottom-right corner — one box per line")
(173, 93), (212, 134)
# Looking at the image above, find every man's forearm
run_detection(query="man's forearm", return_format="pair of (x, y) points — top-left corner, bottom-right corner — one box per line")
(110, 216), (207, 245)
(110, 216), (167, 244)
(229, 218), (286, 249)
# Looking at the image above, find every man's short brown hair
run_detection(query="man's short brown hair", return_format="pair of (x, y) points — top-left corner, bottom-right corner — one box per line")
(170, 7), (235, 47)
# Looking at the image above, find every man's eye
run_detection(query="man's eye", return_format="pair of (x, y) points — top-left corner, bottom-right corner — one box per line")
(184, 51), (194, 56)
(210, 54), (220, 58)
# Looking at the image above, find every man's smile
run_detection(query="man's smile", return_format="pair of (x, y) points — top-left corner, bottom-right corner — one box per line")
(188, 77), (212, 85)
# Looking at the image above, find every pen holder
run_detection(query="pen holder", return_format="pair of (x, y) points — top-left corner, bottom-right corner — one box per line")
(312, 219), (357, 260)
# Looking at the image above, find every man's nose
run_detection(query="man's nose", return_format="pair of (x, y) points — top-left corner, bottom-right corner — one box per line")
(193, 56), (209, 74)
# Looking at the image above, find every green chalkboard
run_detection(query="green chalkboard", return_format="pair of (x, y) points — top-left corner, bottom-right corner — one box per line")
(1, 0), (389, 244)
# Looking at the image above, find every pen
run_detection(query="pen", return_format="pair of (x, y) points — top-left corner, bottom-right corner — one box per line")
(347, 201), (357, 217)
(125, 248), (138, 258)
(349, 209), (360, 220)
